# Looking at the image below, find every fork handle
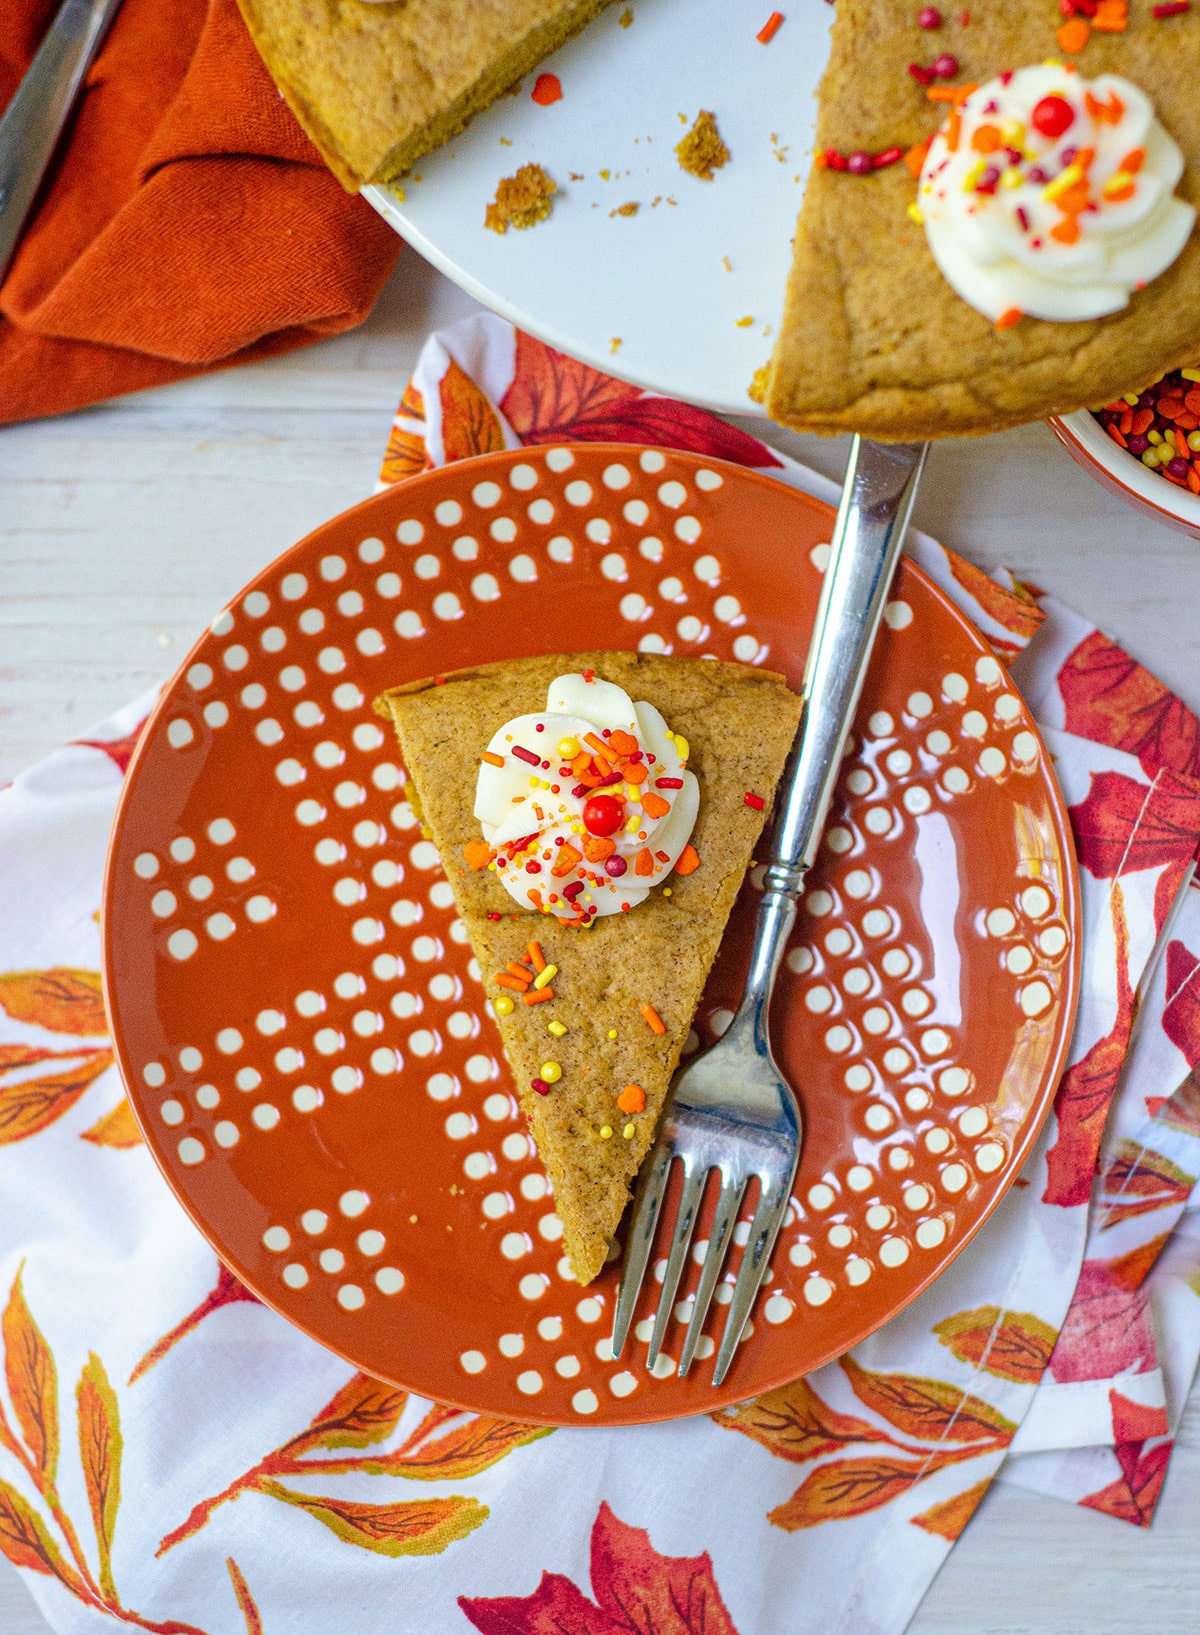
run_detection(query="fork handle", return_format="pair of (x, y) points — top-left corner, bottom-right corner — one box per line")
(0, 0), (124, 288)
(740, 437), (929, 1027)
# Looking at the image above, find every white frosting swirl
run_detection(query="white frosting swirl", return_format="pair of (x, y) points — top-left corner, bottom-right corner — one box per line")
(474, 673), (700, 921)
(919, 64), (1194, 322)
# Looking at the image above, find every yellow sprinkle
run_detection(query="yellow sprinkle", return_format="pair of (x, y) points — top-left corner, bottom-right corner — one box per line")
(558, 736), (580, 757)
(1148, 429), (1164, 445)
(663, 887), (672, 897)
(907, 202), (924, 224)
(1182, 369), (1200, 383)
(1000, 169), (1023, 190)
(487, 860), (498, 871)
(1123, 392), (1140, 404)
(664, 729), (674, 740)
(528, 775), (540, 788)
(607, 1029), (618, 1040)
(626, 783), (640, 800)
(533, 963), (557, 990)
(622, 1123), (636, 1140)
(1043, 163), (1084, 205)
(673, 736), (689, 762)
(624, 814), (641, 833)
(547, 1019), (567, 1037)
(600, 1125), (613, 1139)
(1000, 119), (1026, 145)
(540, 1061), (562, 1083)
(494, 995), (514, 1016)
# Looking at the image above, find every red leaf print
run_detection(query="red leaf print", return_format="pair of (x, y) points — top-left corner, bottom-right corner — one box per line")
(459, 1501), (740, 1635)
(1098, 1140), (1194, 1227)
(128, 1262), (259, 1384)
(1043, 882), (1132, 1207)
(73, 726), (147, 776)
(1080, 1440), (1172, 1527)
(499, 330), (781, 469)
(1068, 770), (1200, 880)
(1058, 630), (1200, 779)
(1162, 939), (1200, 1068)
(1048, 1253), (1160, 1383)
(1109, 1389), (1169, 1444)
(1154, 1065), (1200, 1138)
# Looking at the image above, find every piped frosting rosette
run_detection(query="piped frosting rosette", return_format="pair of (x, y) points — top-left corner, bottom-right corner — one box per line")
(918, 63), (1195, 323)
(472, 672), (700, 923)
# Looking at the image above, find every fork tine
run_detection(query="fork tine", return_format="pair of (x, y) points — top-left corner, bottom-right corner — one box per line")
(678, 1167), (744, 1379)
(711, 1176), (792, 1387)
(611, 1140), (674, 1359)
(645, 1157), (708, 1372)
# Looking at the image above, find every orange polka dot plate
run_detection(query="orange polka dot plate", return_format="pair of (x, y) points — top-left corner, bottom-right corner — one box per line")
(102, 446), (1080, 1427)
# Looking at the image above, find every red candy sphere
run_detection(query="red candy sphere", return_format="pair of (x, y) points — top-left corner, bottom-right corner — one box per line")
(582, 794), (623, 836)
(1032, 95), (1074, 139)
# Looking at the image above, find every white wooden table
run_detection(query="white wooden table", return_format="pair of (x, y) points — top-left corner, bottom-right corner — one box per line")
(4, 254), (1200, 1633)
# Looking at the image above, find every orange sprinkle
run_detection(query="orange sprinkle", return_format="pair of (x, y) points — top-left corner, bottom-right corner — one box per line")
(571, 751), (592, 777)
(970, 124), (1002, 154)
(926, 87), (959, 102)
(608, 730), (638, 755)
(1049, 217), (1080, 244)
(904, 141), (930, 177)
(582, 834), (616, 863)
(756, 10), (784, 42)
(463, 840), (492, 870)
(528, 941), (547, 972)
(1056, 16), (1090, 51)
(1103, 175), (1136, 202)
(551, 843), (582, 878)
(674, 843), (701, 875)
(522, 987), (554, 1005)
(945, 109), (961, 153)
(481, 751), (505, 768)
(531, 72), (562, 105)
(1121, 147), (1146, 174)
(496, 973), (531, 993)
(635, 848), (655, 876)
(583, 733), (609, 757)
(1091, 0), (1127, 31)
(617, 1083), (647, 1114)
(641, 1004), (667, 1035)
(622, 760), (648, 785)
(506, 961), (533, 980)
(995, 307), (1023, 331)
(640, 791), (671, 819)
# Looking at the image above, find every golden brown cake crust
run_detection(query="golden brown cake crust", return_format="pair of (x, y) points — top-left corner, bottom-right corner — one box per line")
(375, 652), (801, 1284)
(236, 0), (615, 191)
(766, 0), (1200, 439)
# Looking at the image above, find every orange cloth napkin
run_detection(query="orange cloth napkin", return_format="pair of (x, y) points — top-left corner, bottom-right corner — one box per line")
(0, 0), (401, 424)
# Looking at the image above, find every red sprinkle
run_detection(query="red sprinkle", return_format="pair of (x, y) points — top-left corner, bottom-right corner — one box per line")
(531, 1077), (550, 1096)
(873, 147), (904, 169)
(487, 912), (502, 920)
(655, 776), (685, 789)
(512, 745), (540, 765)
(1152, 1), (1189, 14)
(756, 10), (784, 42)
(744, 791), (765, 811)
(531, 73), (562, 104)
(918, 6), (942, 24)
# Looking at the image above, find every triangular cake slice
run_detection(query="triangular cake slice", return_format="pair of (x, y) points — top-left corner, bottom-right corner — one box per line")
(376, 652), (801, 1284)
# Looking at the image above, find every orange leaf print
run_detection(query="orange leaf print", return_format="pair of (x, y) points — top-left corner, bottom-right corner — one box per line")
(76, 1353), (122, 1602)
(3, 1269), (59, 1481)
(227, 1558), (263, 1635)
(80, 1098), (144, 1150)
(0, 1477), (81, 1589)
(295, 1372), (410, 1453)
(910, 1478), (990, 1542)
(0, 1051), (115, 1145)
(840, 1358), (1017, 1446)
(256, 1479), (487, 1555)
(1155, 1065), (1200, 1139)
(379, 422), (429, 486)
(769, 1450), (972, 1531)
(1058, 630), (1200, 778)
(947, 555), (1044, 649)
(439, 358), (507, 463)
(1110, 1389), (1169, 1444)
(1044, 881), (1132, 1207)
(345, 1413), (551, 1480)
(715, 1377), (894, 1463)
(0, 969), (107, 1036)
(1099, 1140), (1194, 1227)
(932, 1307), (1058, 1385)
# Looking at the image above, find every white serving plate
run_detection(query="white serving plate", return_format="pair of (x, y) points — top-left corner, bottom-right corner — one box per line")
(365, 0), (832, 415)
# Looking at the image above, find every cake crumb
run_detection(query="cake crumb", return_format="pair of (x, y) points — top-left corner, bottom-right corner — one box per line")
(722, 255), (732, 271)
(485, 164), (558, 233)
(610, 337), (623, 354)
(569, 171), (585, 180)
(748, 365), (769, 404)
(735, 315), (754, 328)
(599, 168), (611, 180)
(675, 111), (730, 180)
(499, 137), (512, 146)
(610, 201), (639, 217)
(619, 5), (633, 22)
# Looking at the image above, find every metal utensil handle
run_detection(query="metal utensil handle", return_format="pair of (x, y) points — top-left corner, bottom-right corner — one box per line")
(739, 436), (929, 1020)
(0, 0), (124, 287)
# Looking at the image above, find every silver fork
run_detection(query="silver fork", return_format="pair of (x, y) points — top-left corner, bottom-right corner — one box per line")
(611, 436), (930, 1386)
